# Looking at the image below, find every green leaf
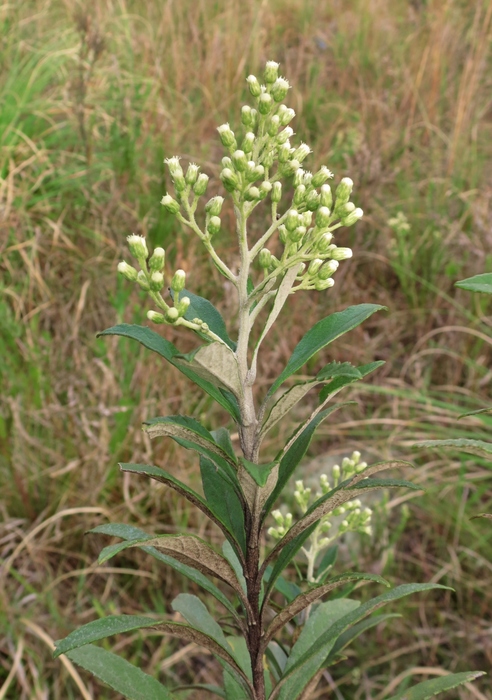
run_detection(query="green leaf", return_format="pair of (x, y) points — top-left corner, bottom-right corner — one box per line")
(65, 645), (174, 699)
(211, 428), (237, 463)
(176, 288), (236, 349)
(415, 438), (492, 459)
(97, 534), (248, 605)
(89, 523), (239, 620)
(327, 613), (400, 659)
(238, 457), (278, 487)
(455, 273), (492, 294)
(263, 405), (348, 518)
(271, 583), (450, 700)
(120, 463), (245, 556)
(459, 406), (492, 418)
(54, 615), (160, 658)
(263, 567), (302, 604)
(171, 594), (231, 650)
(386, 671), (486, 699)
(180, 342), (241, 397)
(269, 304), (385, 395)
(172, 685), (226, 698)
(316, 361), (363, 381)
(143, 415), (239, 484)
(222, 541), (247, 594)
(200, 457), (246, 555)
(318, 360), (385, 402)
(262, 573), (389, 648)
(316, 545), (338, 580)
(97, 324), (239, 420)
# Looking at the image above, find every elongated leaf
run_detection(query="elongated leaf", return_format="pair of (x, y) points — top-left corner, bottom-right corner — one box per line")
(269, 304), (385, 395)
(239, 457), (278, 487)
(238, 461), (280, 522)
(211, 428), (237, 463)
(386, 671), (486, 699)
(459, 406), (492, 418)
(177, 288), (236, 349)
(97, 324), (239, 420)
(172, 594), (231, 650)
(327, 613), (400, 659)
(261, 522), (318, 605)
(200, 457), (246, 555)
(172, 685), (226, 698)
(262, 573), (389, 649)
(222, 541), (247, 594)
(223, 636), (262, 700)
(271, 583), (450, 700)
(263, 405), (348, 518)
(98, 534), (249, 607)
(89, 523), (240, 620)
(54, 615), (161, 657)
(415, 438), (492, 459)
(185, 343), (241, 397)
(65, 645), (174, 699)
(471, 513), (492, 520)
(269, 477), (419, 558)
(254, 264), (303, 352)
(263, 568), (302, 604)
(455, 273), (492, 294)
(120, 463), (245, 556)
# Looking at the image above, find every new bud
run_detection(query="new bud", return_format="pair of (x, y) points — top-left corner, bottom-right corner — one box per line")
(331, 247), (353, 261)
(281, 159), (300, 176)
(340, 202), (356, 216)
(205, 196), (224, 216)
(314, 277), (335, 291)
(262, 150), (275, 169)
(149, 271), (164, 291)
(136, 270), (150, 290)
(164, 156), (183, 178)
(267, 115), (280, 137)
(259, 248), (272, 269)
(305, 190), (320, 211)
(278, 105), (295, 126)
(220, 168), (239, 192)
(176, 296), (190, 317)
(185, 162), (200, 185)
(277, 126), (294, 145)
(315, 206), (331, 228)
(244, 186), (260, 201)
(271, 77), (290, 102)
(318, 260), (339, 279)
(165, 307), (179, 323)
(117, 261), (138, 282)
(149, 247), (165, 272)
(290, 225), (306, 243)
(293, 185), (306, 205)
(293, 142), (311, 163)
(241, 105), (254, 127)
(293, 169), (305, 187)
(308, 258), (323, 275)
(171, 269), (186, 292)
(193, 173), (209, 196)
(222, 156), (233, 169)
(302, 171), (313, 187)
(271, 181), (282, 203)
(246, 74), (261, 97)
(217, 123), (237, 150)
(264, 60), (280, 84)
(343, 207), (363, 226)
(278, 225), (288, 244)
(127, 234), (148, 264)
(232, 150), (248, 172)
(259, 181), (272, 198)
(312, 165), (334, 187)
(147, 310), (166, 324)
(285, 209), (299, 232)
(258, 92), (273, 115)
(317, 232), (333, 253)
(242, 132), (255, 153)
(320, 184), (333, 209)
(207, 216), (221, 236)
(301, 211), (313, 227)
(335, 177), (353, 206)
(278, 142), (292, 163)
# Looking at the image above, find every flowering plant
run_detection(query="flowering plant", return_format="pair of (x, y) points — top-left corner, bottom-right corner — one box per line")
(54, 61), (483, 699)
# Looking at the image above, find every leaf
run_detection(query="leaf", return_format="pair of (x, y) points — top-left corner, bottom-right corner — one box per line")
(237, 461), (280, 522)
(54, 615), (162, 658)
(238, 457), (278, 487)
(120, 463), (245, 555)
(177, 288), (236, 350)
(263, 567), (302, 604)
(89, 523), (240, 620)
(222, 541), (247, 594)
(143, 415), (239, 483)
(254, 264), (303, 352)
(200, 457), (246, 555)
(386, 671), (486, 699)
(459, 406), (492, 418)
(471, 513), (492, 520)
(327, 613), (400, 659)
(211, 428), (237, 463)
(97, 534), (249, 607)
(271, 583), (451, 700)
(184, 343), (242, 397)
(260, 362), (362, 439)
(263, 405), (348, 518)
(261, 522), (318, 605)
(415, 438), (492, 459)
(455, 273), (492, 294)
(318, 360), (384, 403)
(268, 304), (385, 395)
(223, 636), (254, 700)
(262, 573), (389, 649)
(171, 594), (231, 650)
(172, 685), (226, 698)
(65, 645), (174, 699)
(316, 546), (338, 581)
(97, 324), (239, 420)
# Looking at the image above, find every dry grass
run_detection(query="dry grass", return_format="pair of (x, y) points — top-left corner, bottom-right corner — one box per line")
(1, 0), (491, 697)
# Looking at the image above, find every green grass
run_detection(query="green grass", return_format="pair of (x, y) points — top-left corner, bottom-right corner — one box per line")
(1, 0), (491, 697)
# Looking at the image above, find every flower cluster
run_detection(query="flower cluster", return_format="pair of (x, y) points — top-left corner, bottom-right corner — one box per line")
(117, 235), (192, 326)
(268, 451), (373, 582)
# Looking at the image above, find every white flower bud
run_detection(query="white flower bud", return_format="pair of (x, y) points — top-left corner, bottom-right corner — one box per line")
(335, 177), (353, 205)
(308, 258), (324, 275)
(259, 181), (272, 198)
(330, 247), (353, 261)
(258, 92), (273, 115)
(293, 142), (311, 163)
(161, 194), (180, 215)
(232, 150), (248, 171)
(277, 104), (295, 125)
(272, 509), (283, 525)
(220, 168), (239, 192)
(278, 141), (292, 163)
(320, 184), (333, 209)
(193, 173), (209, 196)
(277, 127), (294, 145)
(317, 232), (334, 253)
(259, 248), (272, 269)
(318, 260), (339, 280)
(117, 261), (138, 281)
(343, 208), (363, 227)
(332, 464), (340, 479)
(176, 296), (190, 316)
(164, 156), (183, 178)
(165, 307), (179, 323)
(149, 247), (165, 272)
(267, 114), (280, 136)
(149, 271), (164, 291)
(301, 211), (313, 227)
(136, 270), (150, 290)
(127, 234), (148, 265)
(281, 159), (301, 176)
(246, 74), (261, 97)
(171, 269), (186, 293)
(217, 123), (236, 150)
(305, 190), (320, 211)
(264, 60), (280, 84)
(242, 132), (255, 153)
(245, 186), (260, 201)
(314, 278), (335, 291)
(315, 206), (331, 228)
(271, 77), (290, 102)
(207, 216), (221, 236)
(294, 185), (306, 205)
(147, 310), (166, 323)
(312, 166), (334, 187)
(185, 162), (200, 185)
(241, 105), (254, 127)
(285, 209), (299, 232)
(205, 196), (224, 216)
(271, 181), (282, 203)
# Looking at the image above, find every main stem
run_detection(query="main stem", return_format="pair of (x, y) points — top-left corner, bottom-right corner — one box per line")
(235, 202), (266, 700)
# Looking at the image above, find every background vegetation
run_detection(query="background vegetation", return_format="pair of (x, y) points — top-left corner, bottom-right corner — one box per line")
(1, 0), (491, 697)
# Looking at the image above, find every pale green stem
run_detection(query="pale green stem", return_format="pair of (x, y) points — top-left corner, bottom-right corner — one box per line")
(176, 211), (237, 284)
